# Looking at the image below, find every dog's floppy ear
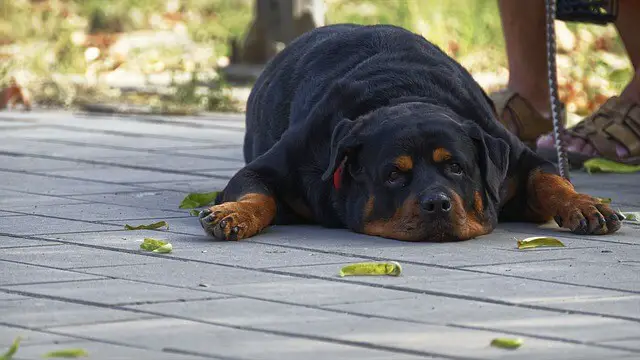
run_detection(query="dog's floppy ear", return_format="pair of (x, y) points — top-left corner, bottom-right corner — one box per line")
(462, 122), (510, 204)
(321, 118), (361, 182)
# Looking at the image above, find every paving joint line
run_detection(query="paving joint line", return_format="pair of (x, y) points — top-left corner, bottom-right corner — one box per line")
(113, 295), (235, 307)
(0, 150), (235, 179)
(33, 138), (240, 151)
(0, 168), (170, 191)
(36, 123), (241, 142)
(68, 113), (246, 132)
(0, 276), (110, 288)
(24, 137), (245, 162)
(456, 257), (577, 268)
(0, 244), (63, 250)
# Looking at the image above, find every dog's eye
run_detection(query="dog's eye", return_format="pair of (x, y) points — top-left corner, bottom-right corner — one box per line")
(447, 163), (463, 175)
(386, 170), (406, 186)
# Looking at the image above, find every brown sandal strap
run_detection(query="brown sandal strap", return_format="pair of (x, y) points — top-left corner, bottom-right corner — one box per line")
(567, 97), (640, 160)
(489, 89), (555, 143)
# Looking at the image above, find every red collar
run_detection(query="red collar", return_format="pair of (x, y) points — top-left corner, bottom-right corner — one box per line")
(333, 159), (346, 189)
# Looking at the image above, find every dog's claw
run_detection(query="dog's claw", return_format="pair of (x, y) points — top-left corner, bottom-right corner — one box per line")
(199, 209), (212, 219)
(554, 215), (563, 227)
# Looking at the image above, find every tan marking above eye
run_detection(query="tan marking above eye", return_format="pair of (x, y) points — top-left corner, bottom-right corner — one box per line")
(432, 148), (452, 163)
(394, 155), (413, 171)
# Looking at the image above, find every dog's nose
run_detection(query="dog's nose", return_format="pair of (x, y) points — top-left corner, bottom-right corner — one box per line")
(420, 192), (452, 215)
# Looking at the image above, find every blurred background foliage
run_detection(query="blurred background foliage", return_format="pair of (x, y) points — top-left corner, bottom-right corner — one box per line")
(0, 0), (633, 121)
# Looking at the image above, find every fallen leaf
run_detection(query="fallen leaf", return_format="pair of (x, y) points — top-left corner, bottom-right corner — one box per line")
(124, 221), (169, 230)
(490, 337), (523, 349)
(140, 238), (169, 251)
(339, 261), (402, 277)
(0, 337), (20, 360)
(179, 191), (219, 209)
(517, 237), (565, 249)
(595, 197), (612, 204)
(42, 348), (88, 358)
(189, 209), (201, 216)
(583, 158), (640, 174)
(621, 212), (640, 223)
(153, 243), (173, 254)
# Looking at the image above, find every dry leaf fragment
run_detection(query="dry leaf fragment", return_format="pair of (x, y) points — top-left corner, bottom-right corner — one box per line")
(124, 221), (169, 230)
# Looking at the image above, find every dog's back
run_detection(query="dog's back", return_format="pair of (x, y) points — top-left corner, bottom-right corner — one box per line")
(244, 24), (497, 164)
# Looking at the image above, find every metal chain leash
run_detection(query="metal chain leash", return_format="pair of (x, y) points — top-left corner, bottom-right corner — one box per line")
(545, 0), (571, 181)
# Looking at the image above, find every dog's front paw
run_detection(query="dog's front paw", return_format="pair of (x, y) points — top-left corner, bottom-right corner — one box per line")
(199, 194), (276, 241)
(198, 203), (257, 240)
(554, 194), (624, 235)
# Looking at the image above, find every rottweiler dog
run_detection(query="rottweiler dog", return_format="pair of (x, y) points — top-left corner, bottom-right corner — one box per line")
(199, 24), (623, 242)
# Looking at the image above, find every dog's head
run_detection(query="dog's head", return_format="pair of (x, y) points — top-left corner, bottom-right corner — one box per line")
(323, 101), (509, 242)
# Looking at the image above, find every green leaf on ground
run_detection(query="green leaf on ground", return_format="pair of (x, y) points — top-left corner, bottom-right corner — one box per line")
(0, 337), (21, 360)
(179, 191), (219, 209)
(595, 197), (612, 204)
(42, 348), (88, 358)
(517, 236), (565, 250)
(583, 158), (640, 174)
(140, 238), (170, 252)
(490, 337), (523, 349)
(339, 261), (402, 277)
(124, 221), (169, 230)
(153, 243), (173, 253)
(621, 212), (640, 223)
(189, 209), (201, 216)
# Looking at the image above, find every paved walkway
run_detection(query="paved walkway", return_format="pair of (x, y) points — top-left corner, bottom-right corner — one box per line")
(1, 111), (639, 360)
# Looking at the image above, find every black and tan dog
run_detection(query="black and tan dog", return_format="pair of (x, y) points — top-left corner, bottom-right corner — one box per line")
(199, 24), (623, 242)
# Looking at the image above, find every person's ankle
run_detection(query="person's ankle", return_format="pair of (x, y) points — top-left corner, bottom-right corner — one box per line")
(506, 85), (551, 119)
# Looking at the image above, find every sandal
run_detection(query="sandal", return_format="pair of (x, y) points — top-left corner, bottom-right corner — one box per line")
(489, 89), (555, 148)
(536, 96), (640, 168)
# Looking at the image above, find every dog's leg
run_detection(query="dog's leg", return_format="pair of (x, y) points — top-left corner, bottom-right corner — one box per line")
(199, 138), (299, 241)
(523, 167), (623, 235)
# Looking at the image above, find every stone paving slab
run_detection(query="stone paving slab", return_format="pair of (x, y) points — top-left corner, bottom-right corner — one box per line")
(1, 112), (639, 359)
(0, 171), (147, 196)
(0, 298), (154, 328)
(11, 341), (207, 360)
(1, 261), (105, 286)
(10, 202), (186, 222)
(48, 166), (220, 184)
(68, 190), (204, 212)
(0, 215), (121, 236)
(0, 244), (169, 269)
(0, 235), (57, 249)
(5, 278), (230, 306)
(0, 325), (77, 347)
(46, 318), (440, 360)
